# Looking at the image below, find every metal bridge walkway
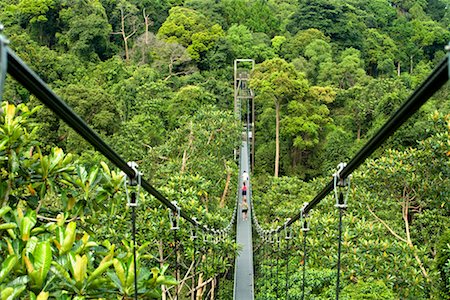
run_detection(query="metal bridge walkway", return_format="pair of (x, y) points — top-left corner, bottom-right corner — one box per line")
(233, 141), (254, 300)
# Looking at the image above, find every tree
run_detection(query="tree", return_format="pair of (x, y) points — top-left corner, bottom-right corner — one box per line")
(219, 0), (281, 36)
(8, 0), (59, 46)
(157, 6), (224, 66)
(363, 114), (450, 286)
(281, 85), (334, 177)
(112, 1), (138, 62)
(303, 39), (333, 84)
(362, 29), (398, 76)
(287, 0), (367, 48)
(225, 24), (274, 63)
(57, 0), (112, 61)
(321, 48), (367, 89)
(281, 28), (330, 61)
(250, 58), (309, 177)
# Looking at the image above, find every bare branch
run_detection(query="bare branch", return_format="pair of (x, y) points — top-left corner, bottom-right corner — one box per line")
(367, 205), (407, 243)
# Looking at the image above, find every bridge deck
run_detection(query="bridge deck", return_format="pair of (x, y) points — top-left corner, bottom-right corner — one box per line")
(233, 141), (254, 300)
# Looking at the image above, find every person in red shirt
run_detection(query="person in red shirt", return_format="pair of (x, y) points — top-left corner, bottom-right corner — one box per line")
(242, 182), (247, 197)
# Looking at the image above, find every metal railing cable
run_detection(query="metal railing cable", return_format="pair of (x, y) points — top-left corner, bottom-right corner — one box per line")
(277, 52), (449, 231)
(248, 49), (449, 298)
(4, 45), (240, 238)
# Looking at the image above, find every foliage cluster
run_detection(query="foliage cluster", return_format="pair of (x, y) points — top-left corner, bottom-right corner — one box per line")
(0, 0), (449, 298)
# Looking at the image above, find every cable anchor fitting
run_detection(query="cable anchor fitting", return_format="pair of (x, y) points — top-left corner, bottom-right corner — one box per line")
(124, 162), (141, 207)
(169, 201), (180, 230)
(333, 162), (351, 209)
(300, 203), (310, 232)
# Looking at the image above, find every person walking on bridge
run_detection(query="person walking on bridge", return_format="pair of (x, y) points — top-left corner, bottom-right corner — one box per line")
(242, 170), (249, 184)
(242, 182), (247, 197)
(241, 196), (249, 221)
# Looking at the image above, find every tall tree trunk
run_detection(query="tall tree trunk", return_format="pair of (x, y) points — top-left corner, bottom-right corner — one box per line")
(210, 278), (215, 300)
(220, 160), (231, 208)
(143, 8), (150, 45)
(402, 194), (428, 279)
(196, 255), (206, 300)
(367, 191), (429, 281)
(397, 61), (401, 76)
(112, 8), (137, 62)
(191, 273), (196, 300)
(274, 102), (280, 177)
(159, 240), (167, 300)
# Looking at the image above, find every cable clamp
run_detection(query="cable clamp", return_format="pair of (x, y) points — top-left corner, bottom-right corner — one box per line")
(0, 24), (9, 103)
(169, 201), (180, 230)
(284, 218), (292, 240)
(300, 203), (310, 232)
(124, 162), (141, 207)
(333, 163), (351, 209)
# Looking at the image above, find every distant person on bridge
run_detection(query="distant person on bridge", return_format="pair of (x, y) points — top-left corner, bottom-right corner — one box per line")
(242, 170), (249, 184)
(242, 182), (247, 197)
(241, 196), (249, 221)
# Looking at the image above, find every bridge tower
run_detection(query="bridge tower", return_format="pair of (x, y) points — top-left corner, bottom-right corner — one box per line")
(234, 59), (255, 172)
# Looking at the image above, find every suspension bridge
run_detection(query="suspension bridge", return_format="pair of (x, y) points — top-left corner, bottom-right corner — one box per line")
(0, 28), (449, 299)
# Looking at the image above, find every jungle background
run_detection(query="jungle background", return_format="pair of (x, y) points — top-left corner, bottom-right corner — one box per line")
(0, 0), (449, 299)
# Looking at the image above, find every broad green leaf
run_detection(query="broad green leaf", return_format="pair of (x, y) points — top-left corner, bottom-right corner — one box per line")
(88, 260), (113, 283)
(100, 161), (110, 175)
(30, 241), (52, 289)
(0, 223), (17, 230)
(73, 254), (87, 284)
(0, 255), (18, 283)
(50, 262), (72, 282)
(20, 210), (37, 241)
(3, 286), (26, 300)
(36, 291), (49, 300)
(0, 206), (11, 218)
(126, 256), (135, 288)
(1, 287), (13, 300)
(29, 291), (36, 300)
(113, 259), (126, 287)
(61, 222), (76, 255)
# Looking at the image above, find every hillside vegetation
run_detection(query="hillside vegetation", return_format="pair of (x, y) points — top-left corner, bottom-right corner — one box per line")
(0, 0), (449, 299)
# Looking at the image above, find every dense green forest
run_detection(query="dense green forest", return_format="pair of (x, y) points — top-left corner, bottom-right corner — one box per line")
(0, 0), (449, 299)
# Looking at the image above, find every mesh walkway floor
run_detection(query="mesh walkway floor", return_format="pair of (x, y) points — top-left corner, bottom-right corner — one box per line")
(233, 141), (254, 300)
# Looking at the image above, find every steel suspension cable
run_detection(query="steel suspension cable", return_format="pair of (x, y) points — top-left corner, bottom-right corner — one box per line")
(301, 229), (308, 300)
(276, 235), (280, 299)
(5, 45), (240, 245)
(274, 55), (449, 230)
(4, 47), (200, 227)
(285, 236), (290, 300)
(192, 223), (198, 300)
(131, 192), (138, 300)
(174, 228), (179, 299)
(336, 202), (344, 300)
